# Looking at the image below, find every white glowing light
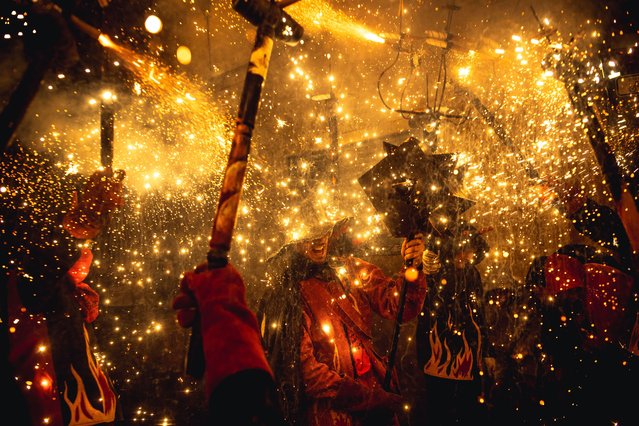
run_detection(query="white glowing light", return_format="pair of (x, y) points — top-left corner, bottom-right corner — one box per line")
(360, 30), (385, 43)
(145, 15), (163, 34)
(101, 90), (116, 102)
(321, 323), (331, 335)
(98, 34), (114, 47)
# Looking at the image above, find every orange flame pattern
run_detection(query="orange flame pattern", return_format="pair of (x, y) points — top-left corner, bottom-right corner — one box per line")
(63, 325), (116, 425)
(629, 313), (639, 356)
(423, 315), (482, 381)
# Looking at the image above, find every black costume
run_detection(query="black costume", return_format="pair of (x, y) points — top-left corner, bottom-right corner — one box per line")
(412, 223), (492, 426)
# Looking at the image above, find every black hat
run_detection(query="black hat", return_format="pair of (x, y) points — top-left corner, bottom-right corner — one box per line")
(358, 137), (474, 238)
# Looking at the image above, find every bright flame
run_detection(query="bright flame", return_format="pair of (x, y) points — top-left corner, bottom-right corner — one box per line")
(98, 34), (114, 48)
(359, 29), (385, 44)
(458, 67), (471, 78)
(288, 0), (385, 45)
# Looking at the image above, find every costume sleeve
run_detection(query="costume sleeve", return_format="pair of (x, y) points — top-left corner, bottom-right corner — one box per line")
(358, 259), (427, 323)
(179, 265), (274, 398)
(299, 311), (388, 412)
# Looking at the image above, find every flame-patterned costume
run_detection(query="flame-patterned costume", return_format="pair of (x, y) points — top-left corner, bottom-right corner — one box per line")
(1, 144), (122, 425)
(413, 262), (490, 424)
(4, 245), (119, 426)
(417, 266), (484, 381)
(412, 223), (492, 426)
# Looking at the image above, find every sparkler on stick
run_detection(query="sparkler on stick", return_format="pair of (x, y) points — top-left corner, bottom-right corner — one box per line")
(358, 137), (473, 390)
(185, 0), (304, 378)
(49, 2), (236, 193)
(0, 3), (77, 151)
(529, 11), (639, 256)
(287, 0), (385, 44)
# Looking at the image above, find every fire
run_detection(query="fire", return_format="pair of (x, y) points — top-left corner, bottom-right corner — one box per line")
(359, 29), (385, 44)
(74, 23), (234, 193)
(288, 0), (386, 44)
(97, 34), (114, 48)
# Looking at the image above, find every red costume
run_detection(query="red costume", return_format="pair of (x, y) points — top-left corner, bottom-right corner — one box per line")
(544, 252), (635, 349)
(174, 263), (285, 425)
(297, 256), (427, 426)
(6, 246), (118, 426)
(1, 144), (125, 425)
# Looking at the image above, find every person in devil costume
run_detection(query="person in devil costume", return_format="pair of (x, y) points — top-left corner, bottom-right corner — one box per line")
(523, 181), (639, 425)
(255, 203), (427, 426)
(1, 142), (125, 425)
(173, 203), (425, 426)
(173, 261), (286, 426)
(411, 221), (495, 426)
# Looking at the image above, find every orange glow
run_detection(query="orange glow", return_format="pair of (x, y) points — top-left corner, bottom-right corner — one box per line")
(97, 34), (114, 48)
(40, 377), (52, 390)
(288, 0), (386, 45)
(405, 267), (419, 282)
(34, 371), (54, 394)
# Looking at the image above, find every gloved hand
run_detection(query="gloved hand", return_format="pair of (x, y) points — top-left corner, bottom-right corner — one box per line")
(63, 168), (125, 240)
(401, 233), (425, 268)
(421, 249), (442, 275)
(172, 263), (273, 400)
